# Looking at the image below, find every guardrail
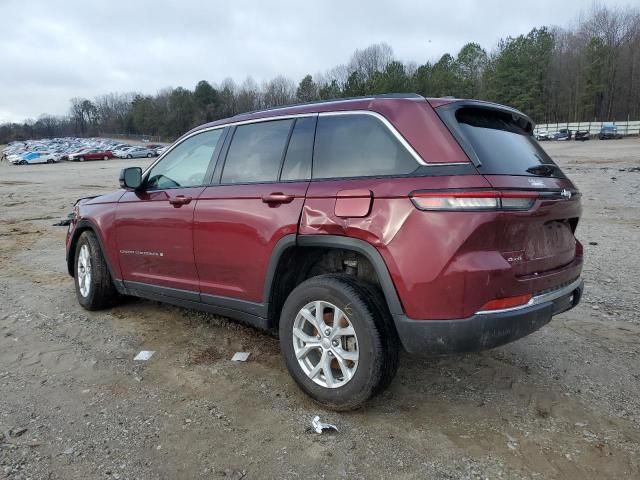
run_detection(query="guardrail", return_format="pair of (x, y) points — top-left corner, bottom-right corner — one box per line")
(535, 120), (640, 136)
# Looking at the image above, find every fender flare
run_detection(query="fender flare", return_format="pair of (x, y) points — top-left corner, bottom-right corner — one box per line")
(263, 234), (404, 316)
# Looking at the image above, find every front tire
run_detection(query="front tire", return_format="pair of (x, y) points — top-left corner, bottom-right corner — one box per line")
(79, 157), (85, 162)
(279, 274), (398, 411)
(74, 231), (119, 310)
(127, 154), (132, 159)
(146, 153), (152, 158)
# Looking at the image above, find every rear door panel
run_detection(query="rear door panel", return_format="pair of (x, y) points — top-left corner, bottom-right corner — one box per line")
(193, 117), (315, 304)
(194, 182), (308, 302)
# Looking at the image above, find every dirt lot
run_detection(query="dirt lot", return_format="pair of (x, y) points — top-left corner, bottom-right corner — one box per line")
(1, 139), (639, 479)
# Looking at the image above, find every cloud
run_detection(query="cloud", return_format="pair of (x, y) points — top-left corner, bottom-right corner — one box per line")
(0, 0), (632, 122)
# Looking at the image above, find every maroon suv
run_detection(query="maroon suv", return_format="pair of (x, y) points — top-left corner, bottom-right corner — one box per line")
(65, 94), (584, 410)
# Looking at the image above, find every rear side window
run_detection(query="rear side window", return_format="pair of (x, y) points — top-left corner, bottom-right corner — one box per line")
(313, 114), (418, 179)
(280, 117), (315, 181)
(454, 108), (563, 177)
(221, 119), (294, 184)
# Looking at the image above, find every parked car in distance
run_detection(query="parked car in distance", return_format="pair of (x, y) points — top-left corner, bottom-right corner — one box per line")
(111, 144), (132, 152)
(114, 146), (156, 159)
(155, 146), (169, 156)
(599, 123), (623, 140)
(535, 129), (552, 141)
(11, 151), (57, 165)
(574, 130), (590, 141)
(69, 149), (114, 161)
(144, 144), (168, 155)
(65, 94), (584, 410)
(554, 128), (572, 141)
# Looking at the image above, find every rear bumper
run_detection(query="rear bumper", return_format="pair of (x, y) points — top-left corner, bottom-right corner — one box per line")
(394, 278), (584, 355)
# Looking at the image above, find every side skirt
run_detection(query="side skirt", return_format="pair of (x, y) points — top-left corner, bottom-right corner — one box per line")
(121, 281), (271, 332)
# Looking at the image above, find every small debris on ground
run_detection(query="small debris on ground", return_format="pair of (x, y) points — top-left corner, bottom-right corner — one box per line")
(9, 427), (27, 438)
(231, 352), (250, 362)
(311, 416), (339, 434)
(134, 350), (155, 361)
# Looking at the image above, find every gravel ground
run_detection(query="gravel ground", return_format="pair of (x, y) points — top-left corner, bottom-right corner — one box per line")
(0, 139), (639, 479)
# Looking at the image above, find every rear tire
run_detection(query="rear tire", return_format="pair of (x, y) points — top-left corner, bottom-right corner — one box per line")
(146, 153), (152, 158)
(344, 278), (400, 394)
(74, 231), (119, 310)
(19, 160), (27, 165)
(103, 156), (108, 160)
(79, 157), (85, 162)
(127, 154), (132, 159)
(279, 274), (398, 411)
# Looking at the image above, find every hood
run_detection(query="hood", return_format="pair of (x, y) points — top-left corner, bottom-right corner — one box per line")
(76, 190), (125, 206)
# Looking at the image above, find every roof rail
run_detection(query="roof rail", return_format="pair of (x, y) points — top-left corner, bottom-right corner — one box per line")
(234, 93), (425, 117)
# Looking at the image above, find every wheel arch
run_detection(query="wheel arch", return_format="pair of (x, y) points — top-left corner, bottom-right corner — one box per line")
(264, 235), (404, 327)
(67, 219), (123, 292)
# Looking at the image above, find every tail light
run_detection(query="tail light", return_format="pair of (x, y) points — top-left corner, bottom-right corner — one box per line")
(411, 190), (538, 211)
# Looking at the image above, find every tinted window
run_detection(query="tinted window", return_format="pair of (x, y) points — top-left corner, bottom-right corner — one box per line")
(455, 108), (563, 177)
(146, 129), (223, 189)
(313, 114), (418, 179)
(221, 119), (294, 184)
(280, 117), (315, 181)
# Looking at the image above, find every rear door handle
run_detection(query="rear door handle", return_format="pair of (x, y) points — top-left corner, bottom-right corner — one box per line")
(169, 195), (192, 207)
(262, 193), (294, 205)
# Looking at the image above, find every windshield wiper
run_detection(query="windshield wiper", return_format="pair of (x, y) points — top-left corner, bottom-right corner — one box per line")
(526, 164), (558, 176)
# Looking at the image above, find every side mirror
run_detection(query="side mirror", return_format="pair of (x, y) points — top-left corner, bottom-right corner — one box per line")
(119, 167), (142, 190)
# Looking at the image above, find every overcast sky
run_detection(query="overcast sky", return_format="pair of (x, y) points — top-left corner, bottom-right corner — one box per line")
(0, 0), (633, 123)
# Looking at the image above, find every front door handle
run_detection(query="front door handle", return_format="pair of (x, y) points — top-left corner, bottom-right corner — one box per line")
(262, 192), (294, 205)
(169, 195), (192, 207)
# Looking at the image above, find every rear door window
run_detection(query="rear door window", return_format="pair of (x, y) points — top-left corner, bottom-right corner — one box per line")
(454, 107), (564, 177)
(280, 117), (316, 181)
(312, 114), (418, 179)
(221, 119), (294, 184)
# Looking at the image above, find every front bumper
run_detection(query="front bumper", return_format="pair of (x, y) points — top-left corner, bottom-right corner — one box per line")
(394, 278), (584, 355)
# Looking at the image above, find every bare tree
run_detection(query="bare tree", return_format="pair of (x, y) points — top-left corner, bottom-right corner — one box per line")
(348, 43), (394, 80)
(236, 76), (262, 112)
(262, 76), (295, 107)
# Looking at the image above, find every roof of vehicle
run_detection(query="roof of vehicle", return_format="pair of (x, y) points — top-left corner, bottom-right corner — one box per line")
(187, 94), (527, 138)
(190, 94), (459, 132)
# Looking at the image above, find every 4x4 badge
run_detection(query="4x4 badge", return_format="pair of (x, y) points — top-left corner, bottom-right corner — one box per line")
(527, 178), (545, 187)
(561, 189), (572, 199)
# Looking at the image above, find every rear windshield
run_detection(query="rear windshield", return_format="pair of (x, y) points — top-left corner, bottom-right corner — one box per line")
(455, 108), (563, 177)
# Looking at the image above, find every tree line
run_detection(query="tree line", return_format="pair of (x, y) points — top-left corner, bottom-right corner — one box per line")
(2, 4), (639, 144)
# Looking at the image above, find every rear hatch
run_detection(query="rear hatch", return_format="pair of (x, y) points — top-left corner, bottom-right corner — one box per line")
(434, 101), (581, 277)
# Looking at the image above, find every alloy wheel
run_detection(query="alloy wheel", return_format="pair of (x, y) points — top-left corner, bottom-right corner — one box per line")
(77, 244), (92, 298)
(292, 300), (359, 388)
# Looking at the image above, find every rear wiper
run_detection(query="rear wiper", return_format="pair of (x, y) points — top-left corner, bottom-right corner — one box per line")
(526, 164), (558, 176)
